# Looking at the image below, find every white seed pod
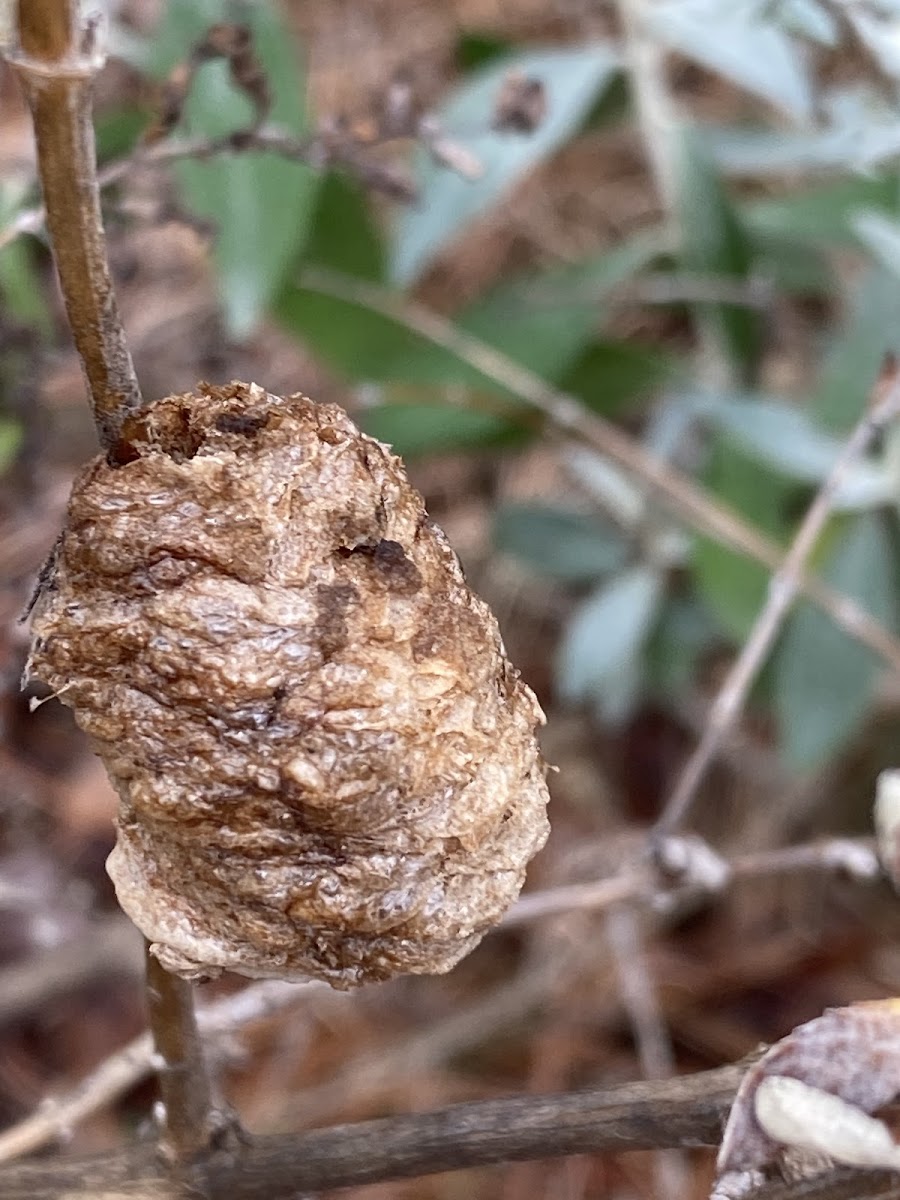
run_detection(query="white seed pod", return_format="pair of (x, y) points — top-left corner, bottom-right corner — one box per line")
(27, 382), (550, 988)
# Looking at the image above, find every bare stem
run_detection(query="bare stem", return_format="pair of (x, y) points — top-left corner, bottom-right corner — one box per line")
(653, 373), (900, 837)
(0, 1060), (750, 1198)
(145, 945), (220, 1163)
(12, 0), (143, 455)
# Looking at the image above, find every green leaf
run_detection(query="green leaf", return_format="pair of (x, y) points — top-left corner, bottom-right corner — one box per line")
(647, 591), (718, 698)
(745, 174), (900, 247)
(649, 0), (813, 119)
(456, 31), (510, 70)
(851, 209), (900, 275)
(0, 420), (22, 474)
(0, 185), (51, 335)
(750, 229), (832, 295)
(147, 1), (317, 338)
(777, 0), (838, 45)
(557, 564), (664, 722)
(704, 125), (857, 176)
(456, 234), (660, 381)
(562, 339), (682, 418)
(493, 503), (626, 582)
(275, 284), (484, 384)
(280, 233), (657, 391)
(702, 395), (892, 508)
(359, 402), (523, 457)
(775, 514), (898, 769)
(0, 235), (50, 335)
(303, 171), (385, 282)
(94, 106), (146, 163)
(677, 132), (763, 383)
(692, 440), (792, 641)
(814, 266), (900, 431)
(391, 43), (620, 284)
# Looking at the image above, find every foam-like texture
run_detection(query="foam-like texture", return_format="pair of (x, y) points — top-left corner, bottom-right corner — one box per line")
(28, 382), (550, 987)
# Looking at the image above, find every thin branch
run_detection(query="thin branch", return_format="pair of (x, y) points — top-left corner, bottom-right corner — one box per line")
(4, 1066), (898, 1199)
(0, 915), (142, 1026)
(144, 945), (220, 1162)
(0, 834), (876, 1166)
(0, 1060), (749, 1199)
(10, 0), (143, 455)
(653, 372), (900, 837)
(299, 267), (900, 679)
(0, 978), (316, 1164)
(606, 904), (689, 1200)
(501, 835), (879, 927)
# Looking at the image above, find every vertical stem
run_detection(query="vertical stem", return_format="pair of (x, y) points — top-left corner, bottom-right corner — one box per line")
(145, 945), (219, 1163)
(14, 0), (143, 457)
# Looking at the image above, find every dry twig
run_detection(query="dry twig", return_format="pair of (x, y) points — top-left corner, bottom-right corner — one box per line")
(0, 978), (317, 1164)
(0, 1060), (749, 1198)
(654, 369), (900, 837)
(0, 833), (877, 1163)
(9, 0), (143, 454)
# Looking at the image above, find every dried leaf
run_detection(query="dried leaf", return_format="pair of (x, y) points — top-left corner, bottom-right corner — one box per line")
(714, 1001), (900, 1197)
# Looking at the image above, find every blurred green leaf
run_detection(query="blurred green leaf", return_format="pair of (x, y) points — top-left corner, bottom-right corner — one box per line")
(303, 172), (385, 282)
(751, 229), (832, 295)
(0, 421), (22, 475)
(647, 591), (719, 698)
(704, 125), (856, 176)
(777, 0), (838, 44)
(557, 564), (663, 722)
(702, 395), (892, 508)
(148, 0), (317, 338)
(456, 31), (510, 70)
(851, 208), (900, 275)
(649, 1), (813, 119)
(0, 236), (50, 336)
(693, 440), (792, 640)
(279, 233), (657, 390)
(391, 43), (620, 285)
(359, 402), (523, 457)
(0, 186), (50, 335)
(775, 513), (898, 769)
(493, 503), (627, 582)
(814, 266), (900, 431)
(562, 339), (682, 417)
(745, 174), (900, 246)
(677, 132), (763, 383)
(275, 285), (461, 381)
(94, 106), (146, 163)
(451, 232), (661, 382)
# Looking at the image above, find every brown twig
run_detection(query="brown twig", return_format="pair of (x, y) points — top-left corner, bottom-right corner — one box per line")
(10, 0), (143, 455)
(606, 904), (689, 1200)
(3, 1078), (897, 1200)
(144, 945), (221, 1163)
(0, 915), (142, 1027)
(501, 835), (879, 927)
(0, 1060), (749, 1198)
(298, 267), (900, 679)
(0, 978), (317, 1164)
(0, 833), (874, 1166)
(653, 370), (900, 837)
